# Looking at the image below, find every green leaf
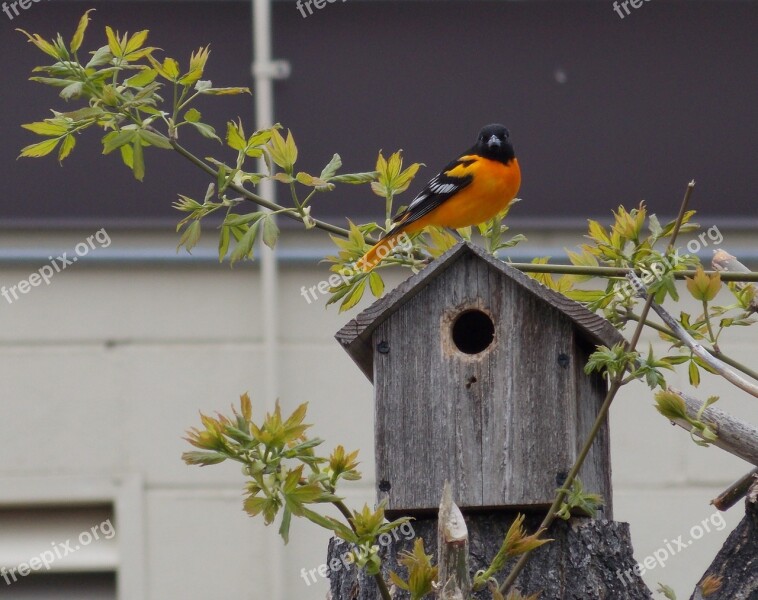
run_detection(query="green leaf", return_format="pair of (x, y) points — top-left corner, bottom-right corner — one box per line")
(187, 121), (220, 142)
(368, 271), (384, 298)
(58, 135), (76, 162)
(86, 45), (113, 68)
(125, 67), (158, 87)
(331, 171), (379, 184)
(686, 267), (722, 302)
(299, 506), (357, 542)
(272, 172), (294, 184)
(295, 172), (328, 187)
(340, 276), (367, 312)
(656, 584), (677, 600)
(178, 220), (201, 254)
(184, 108), (201, 123)
(102, 129), (137, 154)
(564, 289), (606, 303)
(218, 226), (231, 262)
(224, 212), (265, 227)
(138, 129), (173, 149)
(60, 81), (84, 100)
(105, 26), (122, 57)
(654, 390), (688, 421)
(19, 137), (60, 158)
(320, 153), (342, 180)
(181, 450), (227, 466)
(200, 86), (251, 96)
(244, 494), (280, 525)
(22, 121), (68, 136)
(162, 57), (180, 79)
(70, 9), (95, 54)
(261, 215), (280, 250)
(131, 138), (145, 181)
(17, 29), (60, 60)
(247, 128), (273, 148)
(688, 360), (701, 387)
(226, 121), (246, 151)
(119, 143), (133, 168)
(124, 30), (149, 55)
(230, 222), (259, 266)
(278, 507), (292, 544)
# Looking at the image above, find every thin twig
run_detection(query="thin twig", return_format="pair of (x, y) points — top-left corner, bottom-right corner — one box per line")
(499, 180), (697, 595)
(621, 310), (758, 382)
(507, 263), (758, 282)
(629, 276), (758, 398)
(167, 141), (758, 286)
(170, 140), (365, 240)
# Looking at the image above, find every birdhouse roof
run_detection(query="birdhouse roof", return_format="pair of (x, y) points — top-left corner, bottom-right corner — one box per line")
(335, 241), (626, 380)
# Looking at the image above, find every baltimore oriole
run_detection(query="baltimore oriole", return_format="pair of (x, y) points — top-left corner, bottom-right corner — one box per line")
(357, 124), (521, 271)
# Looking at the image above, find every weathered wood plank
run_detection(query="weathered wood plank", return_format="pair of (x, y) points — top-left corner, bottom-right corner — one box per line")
(573, 334), (614, 518)
(336, 242), (625, 383)
(374, 251), (611, 512)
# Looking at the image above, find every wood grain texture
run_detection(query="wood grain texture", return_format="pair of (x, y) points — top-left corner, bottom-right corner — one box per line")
(328, 513), (652, 600)
(437, 483), (471, 598)
(373, 250), (612, 512)
(335, 241), (625, 382)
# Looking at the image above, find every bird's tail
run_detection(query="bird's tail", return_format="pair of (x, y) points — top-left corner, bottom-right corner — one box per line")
(357, 229), (408, 272)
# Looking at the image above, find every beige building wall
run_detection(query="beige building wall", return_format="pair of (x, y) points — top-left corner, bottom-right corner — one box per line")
(0, 226), (755, 599)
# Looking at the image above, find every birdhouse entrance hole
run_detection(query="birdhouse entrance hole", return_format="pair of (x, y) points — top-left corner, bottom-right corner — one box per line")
(451, 309), (495, 355)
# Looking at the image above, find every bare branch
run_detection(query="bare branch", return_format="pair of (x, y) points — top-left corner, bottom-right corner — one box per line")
(628, 272), (758, 398)
(712, 468), (758, 511)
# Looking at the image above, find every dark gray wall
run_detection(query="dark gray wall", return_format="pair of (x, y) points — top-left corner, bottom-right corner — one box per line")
(1, 1), (756, 228)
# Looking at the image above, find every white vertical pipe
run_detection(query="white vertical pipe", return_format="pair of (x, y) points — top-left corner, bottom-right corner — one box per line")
(252, 1), (283, 598)
(253, 0), (278, 403)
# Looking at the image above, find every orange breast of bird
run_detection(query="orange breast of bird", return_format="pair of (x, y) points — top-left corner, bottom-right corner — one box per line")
(403, 155), (521, 234)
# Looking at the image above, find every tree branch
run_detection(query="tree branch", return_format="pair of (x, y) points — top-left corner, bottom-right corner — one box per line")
(170, 139), (364, 240)
(628, 272), (758, 398)
(620, 310), (758, 382)
(712, 468), (758, 511)
(499, 180), (698, 595)
(668, 388), (758, 467)
(168, 141), (758, 286)
(712, 249), (758, 313)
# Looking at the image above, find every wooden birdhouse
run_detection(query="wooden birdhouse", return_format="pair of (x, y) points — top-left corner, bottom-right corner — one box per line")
(336, 241), (624, 516)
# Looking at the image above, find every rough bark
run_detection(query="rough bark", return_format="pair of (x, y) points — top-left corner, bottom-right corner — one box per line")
(328, 512), (652, 599)
(690, 482), (758, 600)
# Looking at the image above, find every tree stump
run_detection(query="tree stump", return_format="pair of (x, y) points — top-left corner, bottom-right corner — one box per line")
(690, 481), (758, 599)
(328, 512), (653, 599)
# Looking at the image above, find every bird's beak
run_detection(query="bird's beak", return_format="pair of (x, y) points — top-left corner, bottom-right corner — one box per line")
(487, 135), (501, 148)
